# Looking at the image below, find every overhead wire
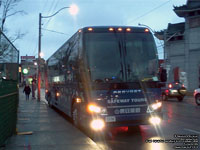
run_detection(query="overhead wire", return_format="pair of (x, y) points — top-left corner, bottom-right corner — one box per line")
(41, 28), (70, 36)
(43, 0), (60, 29)
(30, 0), (58, 57)
(126, 0), (171, 25)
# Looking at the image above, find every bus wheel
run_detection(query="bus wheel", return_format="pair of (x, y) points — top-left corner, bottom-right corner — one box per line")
(72, 106), (80, 128)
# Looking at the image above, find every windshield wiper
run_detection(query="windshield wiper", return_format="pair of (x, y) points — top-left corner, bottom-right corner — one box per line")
(113, 31), (124, 81)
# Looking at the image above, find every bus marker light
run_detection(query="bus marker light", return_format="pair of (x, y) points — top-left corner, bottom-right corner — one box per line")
(145, 28), (149, 32)
(118, 28), (122, 31)
(126, 28), (131, 32)
(78, 29), (82, 33)
(76, 98), (82, 103)
(109, 27), (114, 31)
(88, 27), (93, 31)
(90, 119), (105, 130)
(149, 117), (161, 125)
(56, 92), (60, 97)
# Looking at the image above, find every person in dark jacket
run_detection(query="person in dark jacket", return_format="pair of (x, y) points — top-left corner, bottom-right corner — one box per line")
(23, 84), (31, 100)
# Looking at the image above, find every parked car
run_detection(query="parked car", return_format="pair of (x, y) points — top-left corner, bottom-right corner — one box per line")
(194, 88), (200, 105)
(161, 82), (187, 102)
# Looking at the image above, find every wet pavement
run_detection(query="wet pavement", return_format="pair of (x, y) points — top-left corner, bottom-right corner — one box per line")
(5, 88), (101, 150)
(4, 88), (200, 150)
(91, 96), (200, 150)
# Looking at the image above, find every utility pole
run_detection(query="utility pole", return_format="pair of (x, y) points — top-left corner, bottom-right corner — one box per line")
(38, 13), (41, 101)
(37, 5), (78, 101)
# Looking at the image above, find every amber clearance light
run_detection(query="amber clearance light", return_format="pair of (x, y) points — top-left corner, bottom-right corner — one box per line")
(126, 28), (131, 32)
(56, 92), (60, 97)
(145, 28), (149, 32)
(118, 27), (122, 31)
(109, 27), (114, 31)
(88, 27), (93, 31)
(76, 98), (82, 103)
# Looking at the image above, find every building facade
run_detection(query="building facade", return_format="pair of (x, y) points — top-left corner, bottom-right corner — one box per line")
(155, 0), (200, 91)
(20, 56), (45, 88)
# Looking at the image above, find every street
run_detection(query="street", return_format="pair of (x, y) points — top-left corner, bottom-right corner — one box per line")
(5, 89), (200, 150)
(89, 96), (200, 150)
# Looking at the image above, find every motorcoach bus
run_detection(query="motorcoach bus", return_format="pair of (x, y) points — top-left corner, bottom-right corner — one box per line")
(45, 26), (166, 132)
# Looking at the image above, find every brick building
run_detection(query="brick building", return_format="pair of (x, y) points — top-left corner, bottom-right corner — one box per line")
(20, 56), (45, 88)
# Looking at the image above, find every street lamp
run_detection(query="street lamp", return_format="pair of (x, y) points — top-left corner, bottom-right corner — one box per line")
(39, 52), (44, 58)
(37, 4), (78, 101)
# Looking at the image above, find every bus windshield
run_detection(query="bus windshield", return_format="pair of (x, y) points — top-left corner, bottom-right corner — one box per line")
(85, 32), (158, 83)
(85, 33), (123, 83)
(124, 33), (158, 81)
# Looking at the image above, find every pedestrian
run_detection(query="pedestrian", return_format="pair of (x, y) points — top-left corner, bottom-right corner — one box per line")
(32, 79), (36, 99)
(23, 84), (31, 100)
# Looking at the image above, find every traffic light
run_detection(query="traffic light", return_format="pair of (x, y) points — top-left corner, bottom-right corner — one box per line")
(22, 68), (29, 75)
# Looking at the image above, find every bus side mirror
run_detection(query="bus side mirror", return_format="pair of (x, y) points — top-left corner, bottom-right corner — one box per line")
(160, 69), (167, 82)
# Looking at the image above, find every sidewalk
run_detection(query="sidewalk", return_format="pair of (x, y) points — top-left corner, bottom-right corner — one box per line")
(5, 88), (101, 150)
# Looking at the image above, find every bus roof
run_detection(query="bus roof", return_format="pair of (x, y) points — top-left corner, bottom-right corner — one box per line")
(79, 26), (151, 33)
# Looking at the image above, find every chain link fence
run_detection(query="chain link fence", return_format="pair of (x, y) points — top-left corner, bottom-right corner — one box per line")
(0, 30), (19, 147)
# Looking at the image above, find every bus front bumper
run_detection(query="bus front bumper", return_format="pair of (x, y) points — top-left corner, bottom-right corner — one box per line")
(87, 112), (163, 131)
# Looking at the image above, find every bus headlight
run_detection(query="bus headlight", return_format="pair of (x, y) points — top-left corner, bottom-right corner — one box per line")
(90, 119), (105, 130)
(151, 102), (162, 110)
(88, 104), (101, 113)
(87, 104), (107, 114)
(149, 117), (161, 125)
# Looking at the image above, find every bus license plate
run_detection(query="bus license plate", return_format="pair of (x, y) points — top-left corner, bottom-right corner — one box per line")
(105, 116), (116, 122)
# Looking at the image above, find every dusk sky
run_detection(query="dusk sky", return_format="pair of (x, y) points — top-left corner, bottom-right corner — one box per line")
(4, 0), (187, 60)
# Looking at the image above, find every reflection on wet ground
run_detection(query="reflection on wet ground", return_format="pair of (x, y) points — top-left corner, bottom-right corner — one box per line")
(85, 125), (172, 150)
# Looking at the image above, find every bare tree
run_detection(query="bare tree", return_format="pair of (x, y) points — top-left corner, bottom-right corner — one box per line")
(0, 0), (26, 58)
(0, 0), (25, 32)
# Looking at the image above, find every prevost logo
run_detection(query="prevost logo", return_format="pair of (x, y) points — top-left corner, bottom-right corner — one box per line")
(112, 89), (142, 94)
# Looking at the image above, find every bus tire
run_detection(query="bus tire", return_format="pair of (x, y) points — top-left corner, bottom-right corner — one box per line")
(72, 105), (80, 128)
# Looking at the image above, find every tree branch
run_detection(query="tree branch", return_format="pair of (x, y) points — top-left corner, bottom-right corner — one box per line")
(6, 10), (25, 18)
